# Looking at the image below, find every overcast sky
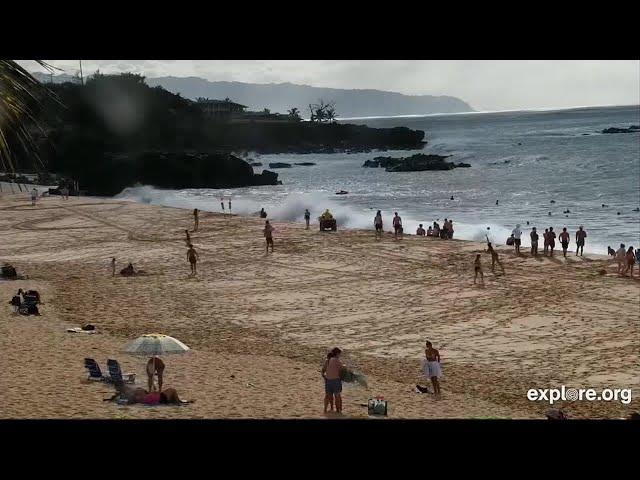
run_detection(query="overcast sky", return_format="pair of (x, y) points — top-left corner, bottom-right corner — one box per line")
(24, 60), (640, 111)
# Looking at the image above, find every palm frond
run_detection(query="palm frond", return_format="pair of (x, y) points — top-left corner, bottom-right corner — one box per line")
(0, 60), (61, 173)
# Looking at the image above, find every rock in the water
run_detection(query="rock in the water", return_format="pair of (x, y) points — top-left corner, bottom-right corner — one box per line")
(294, 162), (316, 166)
(250, 162), (263, 166)
(362, 153), (468, 172)
(268, 162), (292, 168)
(601, 125), (640, 134)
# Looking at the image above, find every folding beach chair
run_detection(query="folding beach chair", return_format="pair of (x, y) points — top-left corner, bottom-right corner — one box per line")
(84, 358), (108, 382)
(106, 359), (136, 384)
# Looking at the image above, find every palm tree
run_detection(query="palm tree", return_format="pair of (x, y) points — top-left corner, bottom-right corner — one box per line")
(0, 60), (59, 173)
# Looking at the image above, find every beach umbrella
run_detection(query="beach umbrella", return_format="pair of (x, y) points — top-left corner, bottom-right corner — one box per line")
(124, 333), (190, 390)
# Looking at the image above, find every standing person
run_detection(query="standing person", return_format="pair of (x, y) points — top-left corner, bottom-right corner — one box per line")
(146, 356), (165, 392)
(548, 227), (556, 257)
(625, 246), (636, 278)
(193, 208), (199, 232)
(392, 212), (402, 240)
(61, 185), (69, 200)
(530, 227), (539, 256)
(187, 244), (199, 275)
(615, 244), (626, 274)
(220, 198), (225, 213)
(321, 347), (344, 414)
(31, 188), (38, 206)
(575, 226), (587, 256)
(264, 220), (274, 254)
(448, 219), (454, 239)
(184, 229), (191, 245)
(259, 208), (267, 219)
(416, 224), (426, 236)
(441, 218), (449, 239)
(543, 228), (550, 255)
(511, 224), (523, 254)
(374, 210), (383, 239)
(423, 341), (442, 397)
(228, 198), (232, 213)
(473, 253), (484, 285)
(304, 209), (311, 229)
(486, 241), (505, 273)
(110, 257), (116, 277)
(433, 221), (440, 238)
(559, 227), (570, 258)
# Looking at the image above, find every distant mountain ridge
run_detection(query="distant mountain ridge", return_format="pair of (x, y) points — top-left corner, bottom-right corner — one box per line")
(32, 72), (474, 117)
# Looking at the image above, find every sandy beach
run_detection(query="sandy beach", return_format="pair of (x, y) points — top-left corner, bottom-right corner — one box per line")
(1, 193), (638, 419)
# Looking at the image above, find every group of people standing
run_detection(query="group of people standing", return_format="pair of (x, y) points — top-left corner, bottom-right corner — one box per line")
(511, 224), (588, 258)
(615, 244), (637, 278)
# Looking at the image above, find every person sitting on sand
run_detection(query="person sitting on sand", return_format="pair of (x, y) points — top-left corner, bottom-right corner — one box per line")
(321, 347), (344, 414)
(548, 227), (556, 256)
(486, 241), (505, 273)
(559, 227), (570, 258)
(393, 212), (403, 240)
(260, 208), (267, 219)
(374, 210), (383, 239)
(193, 208), (199, 231)
(423, 341), (442, 396)
(106, 380), (191, 405)
(10, 289), (23, 313)
(264, 220), (274, 254)
(474, 253), (484, 285)
(146, 356), (165, 392)
(575, 226), (587, 256)
(616, 244), (626, 274)
(304, 209), (311, 229)
(625, 246), (635, 278)
(530, 227), (539, 256)
(427, 226), (433, 237)
(432, 222), (440, 238)
(416, 224), (426, 236)
(187, 244), (199, 275)
(120, 263), (136, 276)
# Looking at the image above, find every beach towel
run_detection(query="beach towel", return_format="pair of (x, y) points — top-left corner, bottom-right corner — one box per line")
(67, 327), (97, 334)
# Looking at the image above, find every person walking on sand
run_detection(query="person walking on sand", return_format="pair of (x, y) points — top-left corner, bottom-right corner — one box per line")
(374, 210), (383, 239)
(110, 257), (116, 277)
(559, 227), (570, 258)
(264, 220), (274, 254)
(220, 197), (225, 213)
(31, 188), (38, 206)
(530, 227), (539, 256)
(304, 209), (311, 229)
(486, 240), (505, 273)
(473, 253), (484, 285)
(416, 224), (426, 236)
(575, 226), (587, 256)
(321, 347), (344, 414)
(393, 212), (403, 240)
(228, 198), (232, 213)
(616, 243), (627, 274)
(184, 229), (191, 245)
(511, 224), (522, 254)
(548, 227), (556, 256)
(423, 341), (442, 396)
(193, 208), (199, 232)
(187, 244), (199, 275)
(543, 228), (550, 255)
(625, 246), (635, 278)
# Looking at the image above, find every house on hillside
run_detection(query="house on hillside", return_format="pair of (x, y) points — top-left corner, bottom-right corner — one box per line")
(195, 98), (247, 121)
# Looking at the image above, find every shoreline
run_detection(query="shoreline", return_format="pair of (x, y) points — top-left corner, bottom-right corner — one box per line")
(1, 193), (638, 419)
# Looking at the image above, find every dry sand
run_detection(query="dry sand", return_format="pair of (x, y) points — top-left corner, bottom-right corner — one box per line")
(1, 193), (638, 419)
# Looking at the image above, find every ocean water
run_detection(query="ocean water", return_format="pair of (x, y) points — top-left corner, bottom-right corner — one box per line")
(117, 105), (640, 254)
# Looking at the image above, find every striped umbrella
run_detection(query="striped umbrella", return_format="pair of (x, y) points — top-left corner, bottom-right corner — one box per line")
(124, 333), (190, 390)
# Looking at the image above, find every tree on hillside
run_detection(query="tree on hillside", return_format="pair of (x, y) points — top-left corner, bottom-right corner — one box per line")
(308, 99), (337, 123)
(287, 107), (300, 119)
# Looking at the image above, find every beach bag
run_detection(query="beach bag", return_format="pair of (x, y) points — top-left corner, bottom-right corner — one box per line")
(340, 367), (356, 383)
(506, 235), (514, 246)
(368, 397), (388, 416)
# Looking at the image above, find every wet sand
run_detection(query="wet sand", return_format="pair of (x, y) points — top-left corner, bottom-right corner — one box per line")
(1, 193), (638, 419)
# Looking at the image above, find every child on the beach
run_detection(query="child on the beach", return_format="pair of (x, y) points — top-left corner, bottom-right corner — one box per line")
(187, 244), (199, 275)
(474, 253), (484, 284)
(486, 241), (504, 273)
(264, 220), (274, 253)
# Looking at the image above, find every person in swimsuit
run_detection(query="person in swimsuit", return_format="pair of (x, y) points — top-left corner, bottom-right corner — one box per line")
(228, 198), (232, 213)
(448, 219), (454, 239)
(416, 224), (426, 236)
(193, 208), (199, 232)
(530, 227), (539, 256)
(616, 244), (626, 274)
(304, 209), (311, 229)
(220, 198), (225, 213)
(187, 244), (199, 275)
(392, 212), (402, 240)
(260, 208), (267, 219)
(427, 226), (433, 237)
(473, 253), (484, 285)
(423, 341), (442, 396)
(441, 218), (449, 239)
(625, 246), (636, 278)
(432, 222), (440, 238)
(106, 380), (191, 405)
(575, 226), (587, 256)
(264, 220), (274, 254)
(543, 228), (549, 255)
(548, 227), (556, 256)
(111, 257), (116, 276)
(559, 227), (570, 258)
(184, 229), (191, 245)
(374, 211), (383, 239)
(146, 356), (165, 392)
(511, 224), (523, 254)
(486, 240), (505, 273)
(321, 347), (344, 413)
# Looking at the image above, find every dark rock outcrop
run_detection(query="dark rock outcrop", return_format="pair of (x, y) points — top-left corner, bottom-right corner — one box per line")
(294, 162), (316, 166)
(249, 162), (263, 166)
(268, 162), (292, 169)
(601, 125), (640, 134)
(363, 154), (470, 172)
